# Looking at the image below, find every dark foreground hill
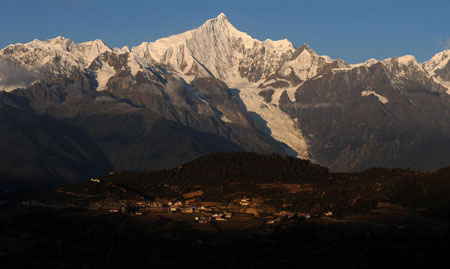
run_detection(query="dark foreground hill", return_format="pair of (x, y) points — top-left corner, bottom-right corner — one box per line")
(1, 152), (450, 268)
(9, 152), (450, 217)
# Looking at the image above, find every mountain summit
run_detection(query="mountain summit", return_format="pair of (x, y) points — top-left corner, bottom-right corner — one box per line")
(130, 12), (296, 84)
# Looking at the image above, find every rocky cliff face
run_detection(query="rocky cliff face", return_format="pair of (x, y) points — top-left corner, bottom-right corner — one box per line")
(1, 13), (450, 188)
(279, 59), (450, 171)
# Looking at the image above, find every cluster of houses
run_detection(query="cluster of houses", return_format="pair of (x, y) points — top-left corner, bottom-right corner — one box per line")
(108, 205), (143, 215)
(106, 198), (242, 223)
(194, 216), (212, 224)
(266, 218), (279, 225)
(211, 212), (232, 222)
(239, 198), (250, 206)
(192, 212), (232, 223)
(105, 197), (335, 226)
(167, 201), (233, 223)
(107, 200), (163, 214)
(168, 201), (195, 213)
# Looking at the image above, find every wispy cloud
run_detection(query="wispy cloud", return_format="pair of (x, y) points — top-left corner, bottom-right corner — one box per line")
(439, 37), (450, 50)
(95, 96), (116, 103)
(0, 57), (37, 91)
(284, 102), (344, 109)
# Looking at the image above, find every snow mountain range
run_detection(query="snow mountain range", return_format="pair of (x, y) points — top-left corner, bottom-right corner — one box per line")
(1, 13), (450, 188)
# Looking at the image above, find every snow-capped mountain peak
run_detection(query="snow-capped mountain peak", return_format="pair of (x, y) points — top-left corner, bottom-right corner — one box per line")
(26, 36), (74, 51)
(204, 12), (232, 27)
(275, 43), (338, 83)
(348, 55), (422, 73)
(379, 55), (427, 80)
(130, 13), (295, 84)
(297, 43), (318, 55)
(388, 55), (419, 66)
(424, 50), (450, 76)
(216, 12), (228, 20)
(24, 36), (110, 59)
(350, 58), (378, 69)
(423, 50), (450, 92)
(0, 36), (111, 73)
(0, 14), (332, 89)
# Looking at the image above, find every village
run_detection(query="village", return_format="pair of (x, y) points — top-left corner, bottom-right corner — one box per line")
(6, 177), (338, 229)
(82, 178), (334, 226)
(102, 196), (334, 226)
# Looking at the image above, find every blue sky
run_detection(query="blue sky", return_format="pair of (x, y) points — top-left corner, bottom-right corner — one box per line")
(1, 0), (449, 63)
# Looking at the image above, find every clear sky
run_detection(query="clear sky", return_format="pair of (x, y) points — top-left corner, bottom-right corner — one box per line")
(1, 0), (449, 64)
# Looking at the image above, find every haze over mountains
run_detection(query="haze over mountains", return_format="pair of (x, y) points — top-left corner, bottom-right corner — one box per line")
(1, 13), (450, 188)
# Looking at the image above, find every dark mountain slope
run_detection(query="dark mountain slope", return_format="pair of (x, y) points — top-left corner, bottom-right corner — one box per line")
(67, 112), (246, 172)
(0, 94), (112, 190)
(0, 86), (259, 189)
(281, 62), (450, 171)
